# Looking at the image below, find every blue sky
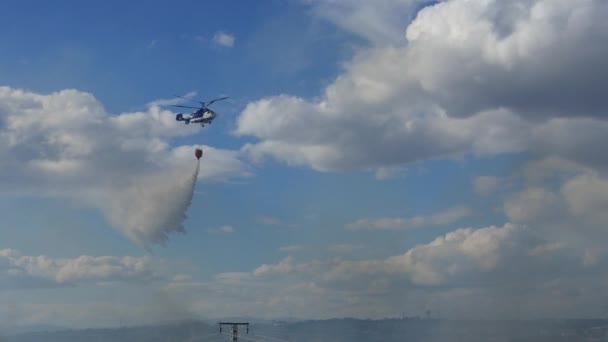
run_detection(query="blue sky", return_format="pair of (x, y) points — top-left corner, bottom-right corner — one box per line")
(0, 0), (350, 113)
(2, 0), (608, 330)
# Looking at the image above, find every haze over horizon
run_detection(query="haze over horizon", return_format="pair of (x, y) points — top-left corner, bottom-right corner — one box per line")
(2, 0), (608, 331)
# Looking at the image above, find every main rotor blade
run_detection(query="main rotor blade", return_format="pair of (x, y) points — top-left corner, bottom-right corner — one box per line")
(205, 96), (229, 107)
(173, 94), (204, 106)
(170, 105), (200, 109)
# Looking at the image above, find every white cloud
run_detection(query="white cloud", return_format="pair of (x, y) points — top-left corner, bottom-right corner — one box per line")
(257, 215), (282, 226)
(520, 156), (588, 183)
(255, 223), (542, 288)
(500, 159), (608, 257)
(0, 249), (158, 288)
(473, 176), (501, 196)
(528, 242), (564, 257)
(0, 86), (248, 248)
(213, 31), (235, 47)
(221, 225), (235, 233)
(504, 187), (562, 223)
(374, 165), (406, 180)
(279, 245), (303, 253)
(561, 173), (608, 230)
(5, 0), (608, 324)
(529, 118), (608, 172)
(169, 145), (251, 181)
(236, 0), (608, 174)
(562, 173), (608, 218)
(347, 223), (537, 286)
(207, 225), (235, 234)
(327, 244), (364, 254)
(156, 221), (608, 320)
(346, 206), (472, 231)
(253, 256), (296, 277)
(172, 274), (192, 282)
(263, 222), (591, 291)
(308, 0), (430, 45)
(256, 215), (299, 230)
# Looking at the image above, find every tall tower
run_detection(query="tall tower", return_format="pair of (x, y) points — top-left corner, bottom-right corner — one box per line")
(219, 322), (249, 342)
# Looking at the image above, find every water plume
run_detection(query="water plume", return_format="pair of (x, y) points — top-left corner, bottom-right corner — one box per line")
(102, 159), (200, 251)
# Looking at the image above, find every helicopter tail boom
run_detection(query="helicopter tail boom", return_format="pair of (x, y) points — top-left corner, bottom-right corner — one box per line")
(176, 113), (191, 124)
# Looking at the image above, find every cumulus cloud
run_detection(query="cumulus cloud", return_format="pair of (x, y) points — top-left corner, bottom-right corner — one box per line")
(163, 221), (606, 320)
(258, 224), (545, 288)
(0, 249), (158, 288)
(518, 159), (608, 220)
(235, 0), (608, 174)
(520, 156), (589, 183)
(346, 206), (472, 230)
(504, 187), (562, 223)
(279, 245), (303, 253)
(253, 256), (297, 277)
(562, 173), (608, 220)
(6, 0), (608, 324)
(308, 0), (430, 45)
(374, 165), (406, 180)
(221, 225), (235, 233)
(499, 159), (608, 258)
(404, 0), (608, 118)
(257, 215), (282, 226)
(317, 222), (591, 289)
(327, 243), (364, 254)
(383, 223), (538, 285)
(257, 215), (299, 230)
(213, 31), (235, 47)
(207, 225), (236, 234)
(169, 145), (250, 181)
(473, 176), (501, 196)
(0, 86), (248, 248)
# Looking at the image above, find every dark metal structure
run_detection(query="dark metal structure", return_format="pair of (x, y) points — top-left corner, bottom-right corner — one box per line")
(219, 322), (249, 342)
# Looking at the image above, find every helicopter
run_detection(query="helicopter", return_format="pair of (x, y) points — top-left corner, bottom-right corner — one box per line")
(171, 95), (228, 127)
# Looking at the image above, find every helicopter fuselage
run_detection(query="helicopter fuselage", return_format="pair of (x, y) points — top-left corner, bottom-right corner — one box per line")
(176, 109), (217, 126)
(190, 109), (216, 123)
(171, 95), (227, 127)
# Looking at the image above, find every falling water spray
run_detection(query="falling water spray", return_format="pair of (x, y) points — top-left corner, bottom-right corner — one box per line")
(101, 148), (203, 251)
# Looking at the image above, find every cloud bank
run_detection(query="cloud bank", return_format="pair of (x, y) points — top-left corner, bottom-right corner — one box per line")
(0, 249), (158, 288)
(176, 0), (608, 320)
(0, 87), (247, 248)
(162, 218), (608, 320)
(235, 0), (608, 174)
(346, 206), (472, 231)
